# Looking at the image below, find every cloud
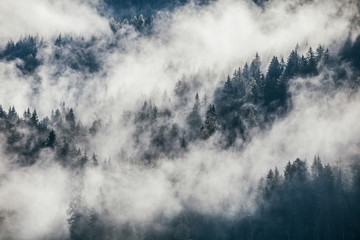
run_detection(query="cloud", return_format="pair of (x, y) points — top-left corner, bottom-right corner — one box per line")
(0, 0), (357, 121)
(89, 74), (360, 224)
(0, 0), (110, 45)
(79, 0), (359, 156)
(0, 157), (70, 240)
(0, 0), (360, 238)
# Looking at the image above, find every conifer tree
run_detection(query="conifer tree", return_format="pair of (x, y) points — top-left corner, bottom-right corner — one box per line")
(46, 129), (56, 148)
(201, 104), (217, 139)
(0, 105), (6, 118)
(264, 56), (282, 106)
(31, 109), (39, 126)
(66, 108), (76, 129)
(307, 47), (317, 75)
(187, 93), (202, 139)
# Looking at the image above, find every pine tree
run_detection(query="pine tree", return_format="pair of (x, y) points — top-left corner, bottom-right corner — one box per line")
(8, 106), (18, 121)
(246, 108), (258, 128)
(66, 108), (76, 129)
(23, 108), (31, 119)
(274, 167), (280, 185)
(247, 77), (259, 103)
(265, 169), (275, 198)
(299, 55), (308, 74)
(150, 104), (158, 123)
(200, 104), (217, 139)
(292, 158), (308, 182)
(316, 44), (325, 63)
(277, 73), (288, 106)
(311, 155), (323, 179)
(285, 50), (300, 78)
(242, 63), (250, 81)
(306, 47), (317, 75)
(233, 69), (246, 97)
(59, 140), (70, 160)
(187, 93), (202, 139)
(46, 129), (56, 148)
(201, 94), (208, 108)
(30, 109), (39, 126)
(250, 53), (261, 79)
(52, 109), (61, 123)
(223, 76), (234, 96)
(264, 56), (282, 106)
(284, 161), (293, 182)
(323, 48), (330, 66)
(67, 196), (85, 240)
(0, 105), (6, 118)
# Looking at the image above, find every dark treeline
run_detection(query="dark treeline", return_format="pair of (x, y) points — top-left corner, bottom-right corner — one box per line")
(212, 46), (329, 146)
(167, 157), (360, 240)
(102, 0), (270, 18)
(130, 42), (356, 159)
(234, 157), (360, 240)
(0, 38), (359, 164)
(102, 0), (215, 18)
(0, 35), (42, 74)
(53, 35), (101, 73)
(109, 14), (156, 34)
(341, 35), (360, 71)
(0, 34), (102, 75)
(103, 0), (188, 16)
(64, 157), (360, 240)
(0, 104), (100, 168)
(106, 0), (269, 33)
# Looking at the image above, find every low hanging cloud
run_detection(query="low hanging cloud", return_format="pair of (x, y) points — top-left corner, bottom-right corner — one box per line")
(1, 75), (360, 240)
(1, 0), (358, 121)
(0, 0), (110, 45)
(84, 76), (360, 224)
(0, 0), (360, 239)
(97, 0), (357, 117)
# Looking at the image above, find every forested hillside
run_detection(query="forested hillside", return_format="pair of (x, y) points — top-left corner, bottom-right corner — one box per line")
(0, 0), (360, 239)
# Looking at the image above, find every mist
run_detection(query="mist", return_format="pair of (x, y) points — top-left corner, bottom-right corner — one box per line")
(0, 0), (360, 239)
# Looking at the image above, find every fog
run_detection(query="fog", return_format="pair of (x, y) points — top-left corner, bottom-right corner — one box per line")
(0, 0), (109, 45)
(0, 0), (359, 239)
(0, 0), (357, 119)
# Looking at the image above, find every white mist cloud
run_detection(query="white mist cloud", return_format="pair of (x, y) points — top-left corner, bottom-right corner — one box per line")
(0, 158), (70, 240)
(0, 0), (110, 45)
(0, 62), (32, 112)
(98, 0), (356, 115)
(0, 0), (357, 121)
(87, 76), (360, 225)
(239, 77), (360, 178)
(0, 0), (360, 239)
(79, 0), (359, 163)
